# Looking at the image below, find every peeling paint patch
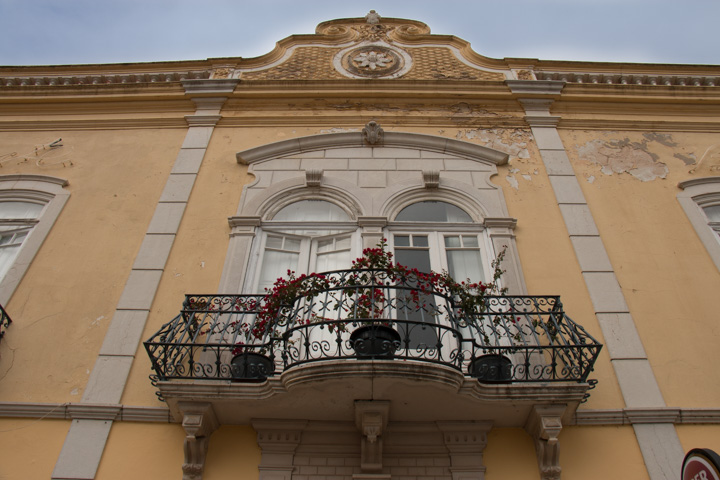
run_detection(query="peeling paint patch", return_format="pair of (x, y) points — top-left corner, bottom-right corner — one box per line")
(673, 153), (696, 166)
(506, 175), (519, 190)
(521, 174), (532, 181)
(577, 138), (668, 182)
(642, 132), (677, 147)
(587, 176), (595, 184)
(457, 128), (531, 161)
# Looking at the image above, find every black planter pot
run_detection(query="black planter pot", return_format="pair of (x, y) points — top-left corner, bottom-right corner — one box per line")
(230, 352), (275, 380)
(469, 354), (513, 383)
(350, 325), (401, 359)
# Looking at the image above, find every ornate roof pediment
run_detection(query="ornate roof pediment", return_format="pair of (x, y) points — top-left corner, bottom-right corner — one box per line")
(236, 11), (509, 82)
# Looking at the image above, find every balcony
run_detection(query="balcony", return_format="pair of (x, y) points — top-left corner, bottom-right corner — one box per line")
(145, 268), (602, 426)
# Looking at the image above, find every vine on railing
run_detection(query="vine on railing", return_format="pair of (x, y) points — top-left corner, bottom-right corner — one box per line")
(144, 241), (601, 385)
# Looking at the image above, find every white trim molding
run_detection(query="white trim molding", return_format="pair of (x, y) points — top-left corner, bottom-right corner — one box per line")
(0, 174), (70, 305)
(678, 177), (720, 271)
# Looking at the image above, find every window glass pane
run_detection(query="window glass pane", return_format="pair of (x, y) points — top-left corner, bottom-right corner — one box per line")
(265, 235), (284, 249)
(447, 250), (484, 283)
(462, 235), (479, 247)
(315, 249), (351, 273)
(395, 248), (432, 273)
(317, 238), (333, 252)
(258, 250), (299, 292)
(413, 235), (429, 247)
(336, 236), (351, 249)
(394, 235), (410, 247)
(704, 205), (720, 222)
(395, 201), (472, 222)
(0, 201), (43, 220)
(444, 235), (461, 248)
(272, 200), (351, 222)
(283, 237), (301, 251)
(0, 245), (21, 281)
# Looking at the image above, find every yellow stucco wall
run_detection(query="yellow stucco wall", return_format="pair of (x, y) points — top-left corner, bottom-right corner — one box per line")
(95, 422), (186, 480)
(677, 425), (720, 456)
(562, 129), (720, 408)
(0, 128), (184, 403)
(560, 425), (650, 479)
(205, 425), (262, 480)
(0, 419), (70, 479)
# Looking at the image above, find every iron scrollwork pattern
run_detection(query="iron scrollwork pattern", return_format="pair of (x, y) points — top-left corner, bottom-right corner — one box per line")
(145, 271), (602, 385)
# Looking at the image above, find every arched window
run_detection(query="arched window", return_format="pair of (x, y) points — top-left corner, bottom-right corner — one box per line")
(251, 200), (358, 292)
(0, 201), (45, 281)
(678, 178), (720, 271)
(391, 200), (488, 284)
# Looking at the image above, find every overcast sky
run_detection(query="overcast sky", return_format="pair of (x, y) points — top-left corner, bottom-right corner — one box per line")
(1, 0), (718, 67)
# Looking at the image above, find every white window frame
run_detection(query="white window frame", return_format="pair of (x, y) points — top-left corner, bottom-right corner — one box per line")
(244, 225), (360, 294)
(0, 175), (69, 304)
(678, 177), (720, 272)
(389, 229), (494, 283)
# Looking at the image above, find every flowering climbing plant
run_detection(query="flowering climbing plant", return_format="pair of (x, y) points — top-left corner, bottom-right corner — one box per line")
(221, 239), (507, 354)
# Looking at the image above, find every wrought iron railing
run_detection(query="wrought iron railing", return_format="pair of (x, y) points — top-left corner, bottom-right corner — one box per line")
(0, 303), (11, 343)
(144, 269), (601, 384)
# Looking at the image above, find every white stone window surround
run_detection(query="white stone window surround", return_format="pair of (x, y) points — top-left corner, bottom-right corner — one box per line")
(678, 177), (720, 271)
(0, 175), (69, 305)
(220, 131), (527, 296)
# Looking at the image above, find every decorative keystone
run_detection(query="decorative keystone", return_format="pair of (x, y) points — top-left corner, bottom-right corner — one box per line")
(305, 169), (323, 187)
(423, 170), (440, 189)
(362, 121), (384, 146)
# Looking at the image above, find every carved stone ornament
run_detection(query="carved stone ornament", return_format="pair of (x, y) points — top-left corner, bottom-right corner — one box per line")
(365, 10), (381, 24)
(305, 169), (323, 187)
(344, 46), (403, 78)
(525, 405), (566, 480)
(355, 401), (390, 473)
(423, 170), (440, 189)
(179, 403), (219, 480)
(362, 121), (384, 146)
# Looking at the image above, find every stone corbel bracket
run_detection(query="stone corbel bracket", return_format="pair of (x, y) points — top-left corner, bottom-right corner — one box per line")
(178, 402), (220, 480)
(525, 405), (567, 480)
(355, 400), (390, 473)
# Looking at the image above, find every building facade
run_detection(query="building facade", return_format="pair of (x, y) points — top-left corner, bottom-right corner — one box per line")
(0, 11), (719, 480)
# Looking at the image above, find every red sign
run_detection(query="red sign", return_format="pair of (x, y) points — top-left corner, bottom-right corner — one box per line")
(683, 449), (720, 480)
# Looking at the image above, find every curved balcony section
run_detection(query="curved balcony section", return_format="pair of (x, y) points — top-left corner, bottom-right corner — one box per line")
(144, 269), (602, 385)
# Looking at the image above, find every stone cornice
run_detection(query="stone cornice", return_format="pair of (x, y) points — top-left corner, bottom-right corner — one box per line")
(0, 70), (210, 88)
(506, 80), (565, 95)
(572, 407), (720, 426)
(237, 131), (509, 165)
(536, 71), (719, 87)
(1, 401), (719, 427)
